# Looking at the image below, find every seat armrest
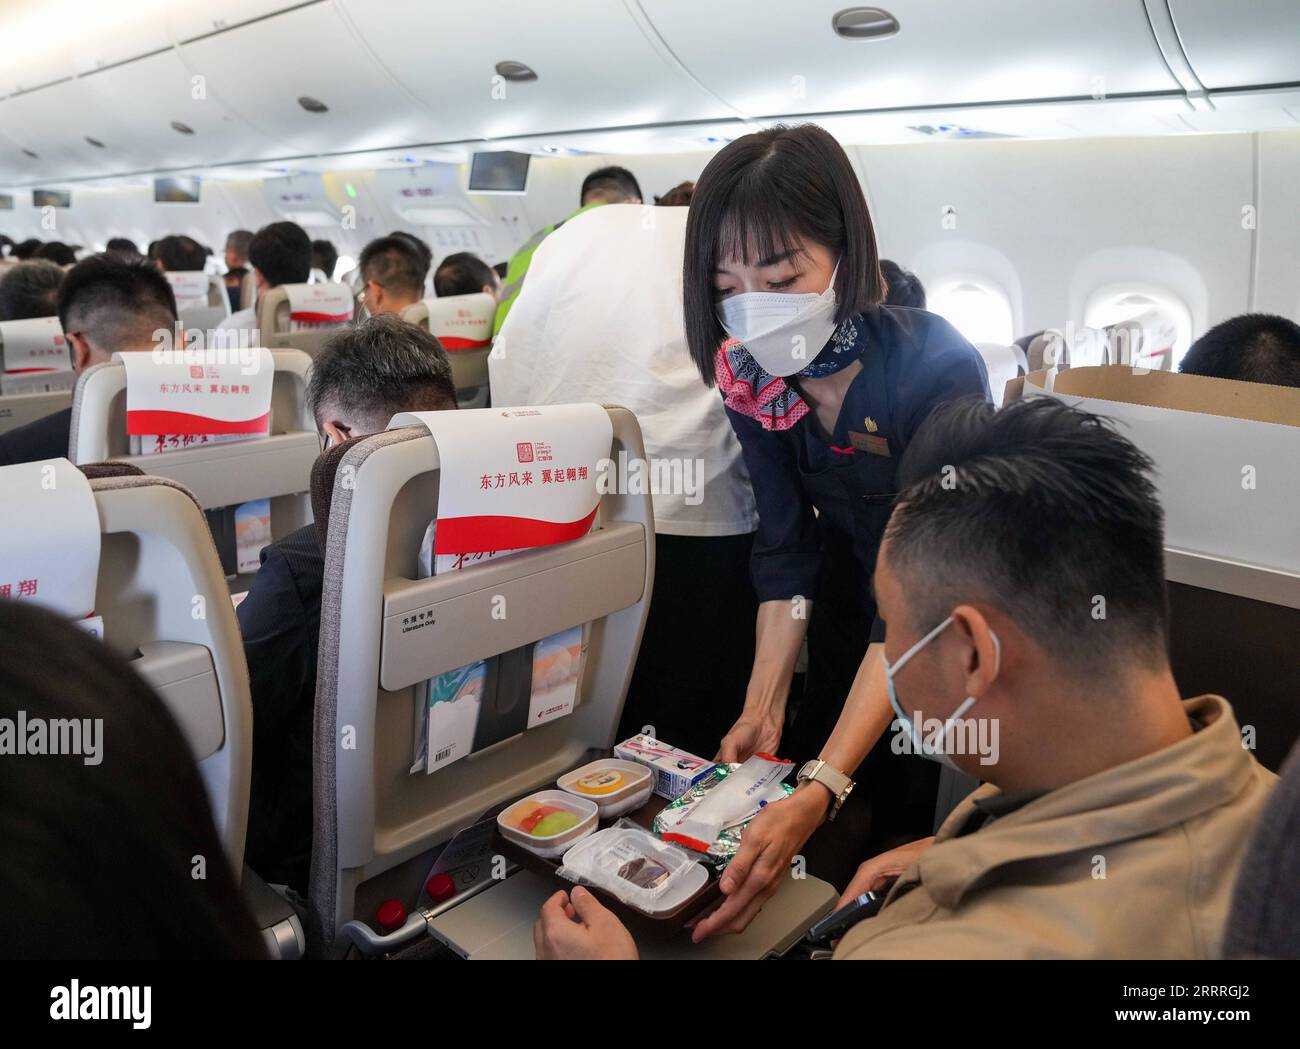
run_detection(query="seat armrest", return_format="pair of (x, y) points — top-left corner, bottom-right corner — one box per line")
(241, 865), (306, 960)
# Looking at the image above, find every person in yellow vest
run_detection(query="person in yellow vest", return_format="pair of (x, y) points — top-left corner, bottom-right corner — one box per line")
(534, 397), (1276, 960)
(492, 165), (641, 336)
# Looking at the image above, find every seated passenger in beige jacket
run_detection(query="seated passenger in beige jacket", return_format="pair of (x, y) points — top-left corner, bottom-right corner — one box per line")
(534, 396), (1276, 960)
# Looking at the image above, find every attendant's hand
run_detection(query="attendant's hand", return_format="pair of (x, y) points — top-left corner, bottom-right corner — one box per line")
(835, 836), (935, 909)
(691, 783), (828, 942)
(533, 887), (639, 960)
(716, 710), (783, 764)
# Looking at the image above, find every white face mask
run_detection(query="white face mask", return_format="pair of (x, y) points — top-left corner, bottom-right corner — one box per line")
(883, 615), (1001, 770)
(716, 262), (839, 377)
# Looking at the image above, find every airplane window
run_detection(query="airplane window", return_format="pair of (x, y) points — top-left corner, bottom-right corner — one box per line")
(1084, 285), (1193, 370)
(928, 279), (1015, 345)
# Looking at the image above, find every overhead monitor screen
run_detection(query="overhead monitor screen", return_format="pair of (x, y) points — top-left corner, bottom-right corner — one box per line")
(155, 177), (201, 203)
(33, 189), (71, 208)
(468, 150), (530, 194)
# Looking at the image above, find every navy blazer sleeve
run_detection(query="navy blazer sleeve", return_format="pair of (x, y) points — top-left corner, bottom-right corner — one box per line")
(723, 404), (822, 603)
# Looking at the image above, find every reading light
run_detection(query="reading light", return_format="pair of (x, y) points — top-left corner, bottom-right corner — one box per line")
(298, 96), (329, 114)
(494, 60), (538, 82)
(831, 7), (900, 39)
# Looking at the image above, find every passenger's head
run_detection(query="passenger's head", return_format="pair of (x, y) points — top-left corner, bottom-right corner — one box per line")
(389, 230), (433, 279)
(104, 237), (141, 259)
(33, 241), (77, 266)
(13, 238), (42, 260)
(880, 259), (926, 310)
(224, 229), (254, 270)
(307, 314), (457, 447)
(683, 123), (885, 384)
(0, 600), (263, 959)
(359, 235), (428, 315)
(58, 254), (178, 369)
(248, 221), (311, 292)
(312, 238), (339, 281)
(433, 252), (501, 299)
(876, 397), (1169, 778)
(0, 259), (65, 321)
(1179, 313), (1300, 388)
(580, 165), (642, 206)
(154, 234), (208, 272)
(654, 181), (695, 207)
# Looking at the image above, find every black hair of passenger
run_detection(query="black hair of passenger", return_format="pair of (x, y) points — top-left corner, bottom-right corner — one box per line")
(880, 259), (926, 309)
(580, 165), (642, 205)
(248, 221), (312, 287)
(888, 396), (1169, 675)
(0, 600), (264, 958)
(1179, 313), (1300, 388)
(433, 252), (498, 298)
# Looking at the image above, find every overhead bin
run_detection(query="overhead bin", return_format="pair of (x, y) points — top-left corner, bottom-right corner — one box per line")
(639, 0), (1181, 117)
(1169, 0), (1300, 91)
(179, 3), (430, 156)
(338, 0), (733, 142)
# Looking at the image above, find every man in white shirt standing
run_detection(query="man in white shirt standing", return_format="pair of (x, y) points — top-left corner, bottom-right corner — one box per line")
(492, 203), (758, 755)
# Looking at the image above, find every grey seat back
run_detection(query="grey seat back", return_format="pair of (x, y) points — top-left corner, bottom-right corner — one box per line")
(400, 292), (495, 407)
(67, 349), (318, 574)
(307, 406), (655, 952)
(258, 283), (355, 357)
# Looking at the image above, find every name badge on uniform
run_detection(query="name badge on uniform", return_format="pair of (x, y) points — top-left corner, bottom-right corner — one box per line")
(848, 430), (892, 457)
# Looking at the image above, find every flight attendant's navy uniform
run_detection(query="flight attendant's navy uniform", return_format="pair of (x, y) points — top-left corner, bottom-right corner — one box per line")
(719, 305), (991, 847)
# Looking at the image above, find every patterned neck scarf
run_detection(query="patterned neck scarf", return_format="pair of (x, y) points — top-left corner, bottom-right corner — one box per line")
(714, 316), (862, 431)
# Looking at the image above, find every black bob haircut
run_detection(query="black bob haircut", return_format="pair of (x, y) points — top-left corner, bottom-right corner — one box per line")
(683, 124), (885, 385)
(0, 600), (263, 958)
(248, 220), (312, 287)
(1179, 312), (1300, 389)
(580, 165), (642, 205)
(886, 396), (1168, 676)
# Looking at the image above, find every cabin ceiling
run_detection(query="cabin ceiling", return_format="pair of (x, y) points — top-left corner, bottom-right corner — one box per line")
(1, 0), (1298, 188)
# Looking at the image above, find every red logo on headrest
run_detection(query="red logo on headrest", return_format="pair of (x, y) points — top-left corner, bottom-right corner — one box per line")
(516, 442), (534, 464)
(190, 366), (204, 379)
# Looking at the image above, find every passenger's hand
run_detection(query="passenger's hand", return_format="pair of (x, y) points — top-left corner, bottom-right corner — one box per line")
(690, 783), (827, 942)
(835, 836), (935, 909)
(716, 710), (782, 764)
(533, 887), (638, 960)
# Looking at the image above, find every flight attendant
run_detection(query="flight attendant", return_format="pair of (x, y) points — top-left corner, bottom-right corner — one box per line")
(681, 123), (991, 939)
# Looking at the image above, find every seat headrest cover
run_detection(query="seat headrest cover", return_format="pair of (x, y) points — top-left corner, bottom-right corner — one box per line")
(310, 435), (366, 549)
(78, 461), (146, 480)
(0, 457), (100, 618)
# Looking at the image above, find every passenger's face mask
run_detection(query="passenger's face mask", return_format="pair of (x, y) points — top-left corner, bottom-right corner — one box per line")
(883, 615), (1001, 770)
(716, 261), (840, 377)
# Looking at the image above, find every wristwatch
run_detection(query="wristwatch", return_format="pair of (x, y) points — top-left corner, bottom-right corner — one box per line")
(796, 759), (854, 822)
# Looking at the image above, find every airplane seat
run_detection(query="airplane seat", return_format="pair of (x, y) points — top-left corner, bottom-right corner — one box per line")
(77, 464), (305, 957)
(1224, 739), (1300, 959)
(168, 271), (232, 333)
(0, 316), (76, 435)
(67, 348), (319, 588)
(1026, 331), (1068, 373)
(239, 270), (257, 312)
(258, 282), (355, 357)
(309, 434), (366, 549)
(400, 292), (495, 408)
(305, 405), (836, 959)
(973, 342), (1028, 407)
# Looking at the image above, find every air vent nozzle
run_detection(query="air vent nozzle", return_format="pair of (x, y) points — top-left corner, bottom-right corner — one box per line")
(494, 60), (537, 82)
(832, 7), (900, 40)
(297, 96), (329, 114)
(170, 120), (195, 135)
